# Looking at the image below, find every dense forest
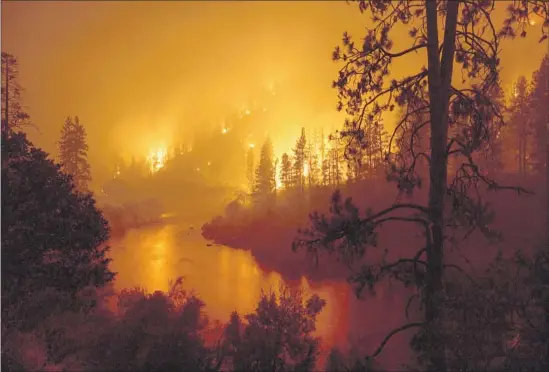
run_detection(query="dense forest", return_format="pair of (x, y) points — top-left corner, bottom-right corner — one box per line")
(2, 1), (549, 371)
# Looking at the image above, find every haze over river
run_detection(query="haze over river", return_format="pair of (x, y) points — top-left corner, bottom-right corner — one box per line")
(109, 219), (412, 367)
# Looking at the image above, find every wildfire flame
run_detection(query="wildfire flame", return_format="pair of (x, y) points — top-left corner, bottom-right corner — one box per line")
(147, 147), (167, 173)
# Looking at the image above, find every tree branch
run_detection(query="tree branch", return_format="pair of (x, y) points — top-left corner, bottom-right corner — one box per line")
(368, 322), (424, 358)
(378, 43), (428, 58)
(365, 203), (429, 222)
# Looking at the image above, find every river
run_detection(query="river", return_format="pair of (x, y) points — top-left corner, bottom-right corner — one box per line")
(108, 220), (412, 368)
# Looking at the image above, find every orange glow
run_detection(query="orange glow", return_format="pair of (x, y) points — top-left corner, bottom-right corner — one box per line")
(275, 169), (282, 189)
(2, 1), (545, 187)
(109, 224), (345, 343)
(146, 147), (168, 173)
(109, 225), (175, 293)
(513, 85), (519, 98)
(3, 2), (547, 370)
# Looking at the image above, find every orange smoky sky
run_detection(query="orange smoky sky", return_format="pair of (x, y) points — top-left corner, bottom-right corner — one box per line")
(2, 1), (547, 185)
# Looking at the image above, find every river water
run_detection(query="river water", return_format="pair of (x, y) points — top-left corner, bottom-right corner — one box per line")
(108, 220), (412, 368)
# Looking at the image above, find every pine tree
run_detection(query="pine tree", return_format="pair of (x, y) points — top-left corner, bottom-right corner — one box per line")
(370, 120), (388, 178)
(394, 98), (431, 184)
(508, 76), (532, 176)
(529, 54), (548, 177)
(357, 120), (387, 180)
(320, 130), (330, 186)
(253, 138), (276, 205)
(246, 146), (255, 194)
(364, 124), (375, 178)
(293, 128), (307, 193)
(305, 130), (319, 188)
(280, 152), (293, 190)
(322, 156), (331, 187)
(2, 131), (113, 301)
(1, 52), (30, 133)
(474, 82), (506, 176)
(328, 138), (342, 187)
(294, 3), (546, 371)
(222, 288), (325, 371)
(346, 153), (360, 183)
(58, 116), (92, 192)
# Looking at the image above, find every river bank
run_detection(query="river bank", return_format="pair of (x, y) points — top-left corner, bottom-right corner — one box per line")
(107, 220), (416, 370)
(201, 214), (354, 282)
(201, 174), (547, 285)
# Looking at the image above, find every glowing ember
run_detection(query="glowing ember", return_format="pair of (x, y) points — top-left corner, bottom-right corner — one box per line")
(146, 148), (167, 173)
(113, 165), (121, 179)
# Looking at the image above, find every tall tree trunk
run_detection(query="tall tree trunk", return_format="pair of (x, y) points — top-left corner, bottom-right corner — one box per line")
(3, 57), (9, 133)
(519, 129), (525, 176)
(425, 1), (459, 371)
(546, 118), (549, 245)
(518, 133), (522, 177)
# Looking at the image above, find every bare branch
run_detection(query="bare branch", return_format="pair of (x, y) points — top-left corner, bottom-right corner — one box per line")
(368, 322), (424, 358)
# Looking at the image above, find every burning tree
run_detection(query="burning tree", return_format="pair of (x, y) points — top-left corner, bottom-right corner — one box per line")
(293, 1), (547, 371)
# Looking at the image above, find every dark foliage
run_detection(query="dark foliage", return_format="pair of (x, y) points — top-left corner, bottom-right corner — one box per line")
(1, 131), (114, 310)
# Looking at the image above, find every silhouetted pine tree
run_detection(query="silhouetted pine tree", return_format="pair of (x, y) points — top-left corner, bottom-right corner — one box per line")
(2, 131), (113, 306)
(319, 130), (330, 186)
(507, 76), (532, 176)
(222, 288), (325, 372)
(293, 128), (307, 193)
(253, 138), (276, 206)
(327, 138), (342, 187)
(529, 54), (548, 177)
(305, 130), (319, 188)
(1, 52), (30, 133)
(246, 146), (255, 194)
(295, 2), (545, 371)
(58, 116), (92, 192)
(280, 152), (293, 190)
(472, 81), (506, 176)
